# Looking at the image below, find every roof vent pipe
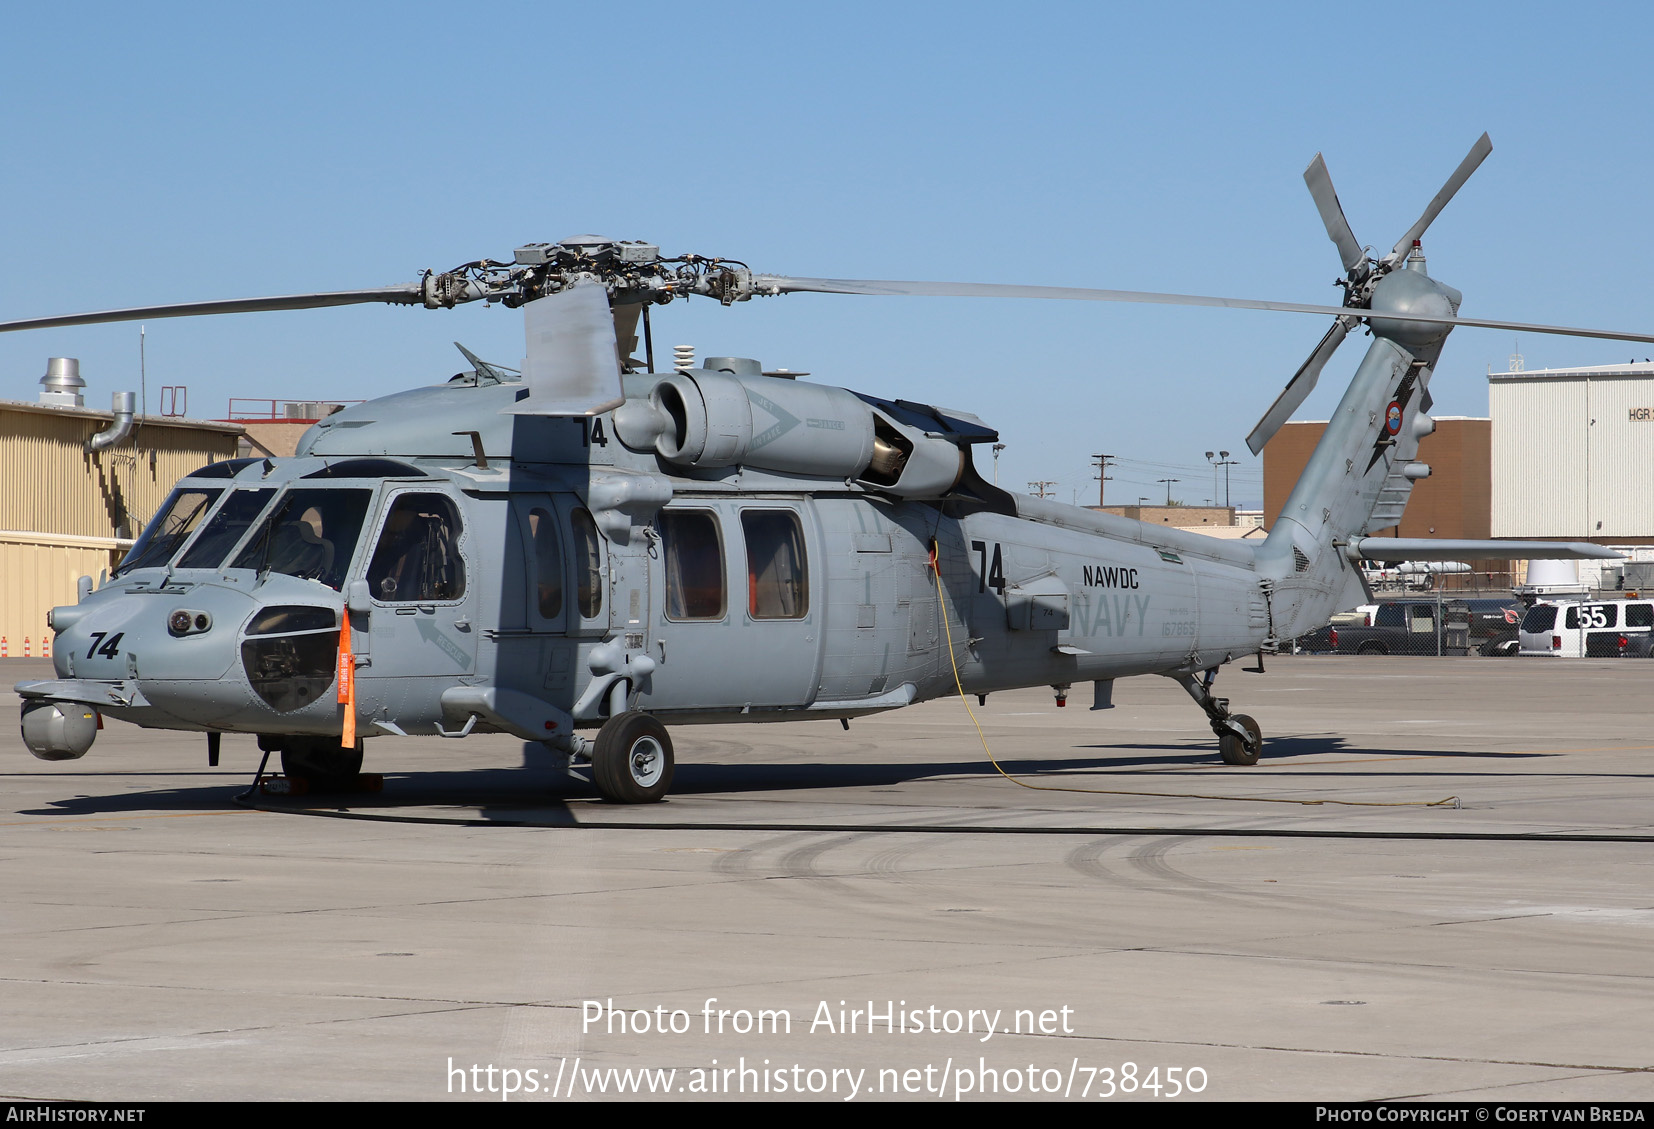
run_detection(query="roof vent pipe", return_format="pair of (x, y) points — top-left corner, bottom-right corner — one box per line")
(38, 357), (85, 407)
(85, 391), (136, 453)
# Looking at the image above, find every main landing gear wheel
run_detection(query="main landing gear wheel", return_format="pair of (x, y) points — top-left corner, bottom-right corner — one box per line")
(1170, 669), (1263, 768)
(279, 736), (365, 791)
(592, 711), (675, 804)
(1219, 714), (1262, 766)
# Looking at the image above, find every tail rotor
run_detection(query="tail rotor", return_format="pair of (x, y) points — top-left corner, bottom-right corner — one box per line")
(1245, 133), (1493, 455)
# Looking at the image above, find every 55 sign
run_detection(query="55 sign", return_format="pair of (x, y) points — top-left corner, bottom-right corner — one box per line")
(1578, 605), (1614, 629)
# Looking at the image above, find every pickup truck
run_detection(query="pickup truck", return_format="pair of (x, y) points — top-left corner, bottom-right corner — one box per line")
(1295, 599), (1519, 656)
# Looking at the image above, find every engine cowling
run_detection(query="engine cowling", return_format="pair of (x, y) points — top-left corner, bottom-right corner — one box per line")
(644, 369), (966, 498)
(651, 370), (874, 475)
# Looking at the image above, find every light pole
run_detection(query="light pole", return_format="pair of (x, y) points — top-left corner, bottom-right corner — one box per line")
(1206, 449), (1238, 510)
(992, 442), (1006, 484)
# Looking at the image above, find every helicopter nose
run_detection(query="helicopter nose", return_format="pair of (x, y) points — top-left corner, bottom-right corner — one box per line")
(238, 603), (343, 713)
(43, 574), (350, 738)
(53, 586), (247, 682)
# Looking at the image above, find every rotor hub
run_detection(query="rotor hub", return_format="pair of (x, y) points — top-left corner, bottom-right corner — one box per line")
(1365, 270), (1458, 349)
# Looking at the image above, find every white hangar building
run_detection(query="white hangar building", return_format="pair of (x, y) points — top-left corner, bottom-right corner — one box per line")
(1490, 360), (1654, 546)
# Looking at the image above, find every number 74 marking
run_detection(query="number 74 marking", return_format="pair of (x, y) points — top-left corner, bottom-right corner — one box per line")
(971, 540), (1006, 594)
(86, 631), (124, 659)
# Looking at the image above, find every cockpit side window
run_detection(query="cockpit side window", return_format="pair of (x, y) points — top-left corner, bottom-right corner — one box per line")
(177, 489), (277, 569)
(231, 488), (372, 591)
(116, 488), (224, 575)
(366, 492), (466, 602)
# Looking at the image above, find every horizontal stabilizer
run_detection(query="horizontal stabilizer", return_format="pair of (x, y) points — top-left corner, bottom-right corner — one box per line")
(1345, 538), (1623, 562)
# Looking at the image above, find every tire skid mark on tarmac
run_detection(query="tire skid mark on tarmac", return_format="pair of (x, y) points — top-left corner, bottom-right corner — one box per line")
(708, 829), (1060, 936)
(1066, 834), (1446, 936)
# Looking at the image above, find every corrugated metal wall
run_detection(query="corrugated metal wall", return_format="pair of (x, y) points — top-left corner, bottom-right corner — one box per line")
(1491, 379), (1587, 537)
(1585, 378), (1654, 537)
(0, 402), (240, 648)
(0, 407), (237, 539)
(1491, 372), (1654, 539)
(0, 537), (123, 653)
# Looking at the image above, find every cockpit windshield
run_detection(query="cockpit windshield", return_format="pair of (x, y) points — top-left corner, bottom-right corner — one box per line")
(176, 489), (278, 570)
(230, 488), (372, 590)
(116, 488), (223, 575)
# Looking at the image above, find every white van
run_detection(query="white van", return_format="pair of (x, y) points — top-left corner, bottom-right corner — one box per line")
(1518, 599), (1654, 657)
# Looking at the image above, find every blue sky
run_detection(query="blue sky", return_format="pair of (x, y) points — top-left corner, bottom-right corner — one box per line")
(3, 2), (1651, 508)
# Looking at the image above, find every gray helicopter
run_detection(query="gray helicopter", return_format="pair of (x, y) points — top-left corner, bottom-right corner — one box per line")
(10, 135), (1631, 802)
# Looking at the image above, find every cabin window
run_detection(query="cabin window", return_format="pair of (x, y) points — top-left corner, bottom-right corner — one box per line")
(572, 508), (603, 619)
(177, 489), (277, 569)
(365, 493), (466, 601)
(660, 510), (725, 620)
(1626, 603), (1653, 628)
(117, 488), (223, 574)
(230, 489), (373, 591)
(528, 507), (564, 619)
(1521, 605), (1557, 633)
(741, 510), (808, 619)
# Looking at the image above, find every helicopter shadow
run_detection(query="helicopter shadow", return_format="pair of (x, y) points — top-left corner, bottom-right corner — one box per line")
(19, 734), (1567, 821)
(1076, 734), (1559, 762)
(20, 763), (594, 825)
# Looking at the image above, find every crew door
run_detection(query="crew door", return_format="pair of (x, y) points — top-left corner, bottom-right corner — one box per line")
(492, 496), (609, 708)
(355, 489), (478, 706)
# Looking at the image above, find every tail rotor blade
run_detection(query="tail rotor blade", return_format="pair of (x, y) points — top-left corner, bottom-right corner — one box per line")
(1245, 317), (1354, 454)
(1389, 132), (1493, 260)
(1304, 154), (1366, 275)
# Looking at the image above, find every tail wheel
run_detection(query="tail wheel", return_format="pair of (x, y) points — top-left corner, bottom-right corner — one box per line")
(592, 712), (675, 804)
(1219, 714), (1262, 766)
(280, 736), (364, 791)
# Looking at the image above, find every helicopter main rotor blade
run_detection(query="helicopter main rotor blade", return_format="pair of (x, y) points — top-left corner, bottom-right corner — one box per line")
(1304, 155), (1367, 275)
(753, 274), (1654, 345)
(0, 285), (426, 335)
(508, 281), (625, 417)
(1245, 316), (1355, 455)
(1389, 132), (1493, 261)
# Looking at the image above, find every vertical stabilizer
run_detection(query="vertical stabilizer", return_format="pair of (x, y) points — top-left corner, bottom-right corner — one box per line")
(1249, 139), (1493, 641)
(1257, 266), (1455, 638)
